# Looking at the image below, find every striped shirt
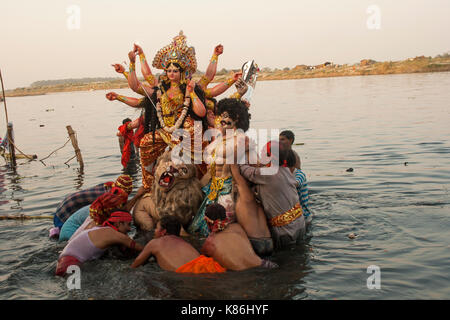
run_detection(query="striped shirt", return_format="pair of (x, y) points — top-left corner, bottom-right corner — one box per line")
(294, 169), (311, 218)
(55, 182), (112, 223)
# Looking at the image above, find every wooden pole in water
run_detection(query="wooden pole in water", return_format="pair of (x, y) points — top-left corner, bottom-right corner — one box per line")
(0, 214), (54, 221)
(66, 125), (84, 173)
(0, 69), (9, 125)
(0, 69), (16, 166)
(7, 123), (16, 166)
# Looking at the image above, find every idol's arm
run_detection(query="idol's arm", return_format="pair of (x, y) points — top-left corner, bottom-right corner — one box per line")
(127, 51), (154, 96)
(204, 72), (242, 98)
(134, 44), (158, 87)
(198, 44), (223, 91)
(186, 80), (206, 117)
(106, 92), (144, 108)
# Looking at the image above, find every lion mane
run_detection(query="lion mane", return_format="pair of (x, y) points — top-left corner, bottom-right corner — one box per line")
(134, 150), (204, 230)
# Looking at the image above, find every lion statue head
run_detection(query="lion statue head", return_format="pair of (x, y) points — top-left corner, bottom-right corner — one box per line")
(151, 149), (204, 227)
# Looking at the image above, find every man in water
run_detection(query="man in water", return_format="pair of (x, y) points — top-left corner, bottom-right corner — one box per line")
(280, 130), (312, 225)
(201, 203), (278, 271)
(188, 98), (251, 237)
(55, 210), (143, 277)
(131, 215), (225, 273)
(51, 174), (134, 238)
(279, 130), (301, 169)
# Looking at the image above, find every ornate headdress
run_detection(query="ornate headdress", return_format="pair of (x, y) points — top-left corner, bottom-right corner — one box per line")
(152, 31), (197, 80)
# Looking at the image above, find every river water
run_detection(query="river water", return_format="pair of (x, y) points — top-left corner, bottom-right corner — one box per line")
(0, 72), (449, 300)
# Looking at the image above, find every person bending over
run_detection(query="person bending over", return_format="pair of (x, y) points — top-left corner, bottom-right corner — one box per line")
(55, 211), (143, 277)
(201, 204), (278, 271)
(131, 215), (225, 273)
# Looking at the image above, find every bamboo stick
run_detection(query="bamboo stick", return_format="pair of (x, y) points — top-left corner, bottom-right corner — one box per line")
(0, 215), (54, 220)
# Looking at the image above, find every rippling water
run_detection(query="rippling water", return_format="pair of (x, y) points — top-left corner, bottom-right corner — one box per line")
(1, 72), (449, 299)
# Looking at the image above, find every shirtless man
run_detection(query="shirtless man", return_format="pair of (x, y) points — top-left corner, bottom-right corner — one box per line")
(187, 98), (251, 237)
(201, 203), (278, 271)
(55, 211), (143, 276)
(131, 215), (225, 273)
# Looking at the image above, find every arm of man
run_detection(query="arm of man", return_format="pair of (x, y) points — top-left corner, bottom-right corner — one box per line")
(239, 164), (269, 185)
(200, 236), (216, 257)
(131, 240), (157, 268)
(124, 186), (146, 212)
(109, 230), (143, 251)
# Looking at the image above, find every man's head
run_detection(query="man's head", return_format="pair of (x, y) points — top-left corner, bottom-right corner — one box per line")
(114, 174), (133, 194)
(102, 210), (133, 234)
(122, 118), (132, 125)
(216, 98), (250, 134)
(155, 215), (181, 238)
(204, 203), (230, 233)
(279, 130), (295, 147)
(260, 140), (292, 167)
(90, 187), (129, 225)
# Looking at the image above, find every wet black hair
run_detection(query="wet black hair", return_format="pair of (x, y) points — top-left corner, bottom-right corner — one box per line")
(159, 215), (181, 236)
(122, 118), (132, 124)
(280, 130), (295, 144)
(205, 203), (227, 221)
(216, 98), (251, 132)
(285, 149), (297, 168)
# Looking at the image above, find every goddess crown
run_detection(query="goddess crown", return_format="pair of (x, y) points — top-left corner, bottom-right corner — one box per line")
(152, 31), (197, 80)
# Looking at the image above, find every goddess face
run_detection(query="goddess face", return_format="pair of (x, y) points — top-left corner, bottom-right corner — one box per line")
(166, 63), (181, 83)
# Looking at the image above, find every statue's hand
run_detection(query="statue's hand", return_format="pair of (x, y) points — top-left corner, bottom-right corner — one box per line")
(214, 44), (224, 56)
(232, 71), (243, 82)
(235, 78), (248, 96)
(106, 92), (118, 101)
(111, 64), (125, 74)
(186, 79), (195, 95)
(128, 51), (136, 63)
(133, 43), (144, 55)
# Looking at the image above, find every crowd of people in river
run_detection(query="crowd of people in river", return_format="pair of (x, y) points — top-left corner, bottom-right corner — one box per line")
(50, 31), (312, 277)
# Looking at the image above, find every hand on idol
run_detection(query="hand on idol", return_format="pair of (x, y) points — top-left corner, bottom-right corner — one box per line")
(231, 71), (243, 82)
(128, 51), (136, 63)
(133, 43), (144, 55)
(235, 77), (248, 96)
(214, 44), (224, 56)
(135, 186), (147, 198)
(186, 79), (196, 95)
(111, 64), (126, 74)
(106, 92), (118, 101)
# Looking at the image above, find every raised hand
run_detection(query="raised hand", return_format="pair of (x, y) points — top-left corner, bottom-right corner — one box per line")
(235, 78), (248, 96)
(128, 51), (136, 63)
(232, 71), (243, 81)
(133, 43), (144, 55)
(214, 44), (224, 56)
(111, 64), (125, 74)
(186, 79), (196, 95)
(106, 92), (119, 101)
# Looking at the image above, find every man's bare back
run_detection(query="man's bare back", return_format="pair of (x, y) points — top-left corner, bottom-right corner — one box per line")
(131, 235), (199, 271)
(201, 223), (262, 271)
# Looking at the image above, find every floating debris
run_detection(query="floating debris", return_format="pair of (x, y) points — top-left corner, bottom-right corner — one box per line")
(39, 125), (45, 127)
(45, 108), (54, 112)
(404, 162), (408, 166)
(346, 168), (354, 172)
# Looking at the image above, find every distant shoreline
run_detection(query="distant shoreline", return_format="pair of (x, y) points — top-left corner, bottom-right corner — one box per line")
(2, 55), (450, 98)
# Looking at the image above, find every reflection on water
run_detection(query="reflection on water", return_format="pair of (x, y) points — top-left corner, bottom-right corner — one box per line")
(1, 72), (450, 299)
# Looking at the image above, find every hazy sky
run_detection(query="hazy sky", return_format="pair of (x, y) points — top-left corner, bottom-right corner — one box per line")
(1, 0), (449, 89)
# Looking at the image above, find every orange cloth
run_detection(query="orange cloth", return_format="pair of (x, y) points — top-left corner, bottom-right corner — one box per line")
(175, 255), (226, 274)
